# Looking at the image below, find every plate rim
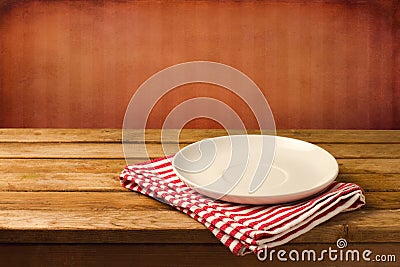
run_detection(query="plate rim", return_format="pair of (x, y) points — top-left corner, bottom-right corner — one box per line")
(171, 134), (339, 204)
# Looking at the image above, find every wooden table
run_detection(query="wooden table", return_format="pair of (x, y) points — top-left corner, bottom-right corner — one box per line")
(0, 129), (398, 266)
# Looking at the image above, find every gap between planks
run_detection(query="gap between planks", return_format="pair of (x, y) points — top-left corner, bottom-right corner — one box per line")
(0, 191), (397, 210)
(0, 129), (399, 143)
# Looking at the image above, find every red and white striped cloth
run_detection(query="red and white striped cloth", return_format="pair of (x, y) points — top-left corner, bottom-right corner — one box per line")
(120, 156), (365, 256)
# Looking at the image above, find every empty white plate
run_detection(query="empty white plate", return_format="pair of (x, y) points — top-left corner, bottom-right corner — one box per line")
(172, 135), (338, 204)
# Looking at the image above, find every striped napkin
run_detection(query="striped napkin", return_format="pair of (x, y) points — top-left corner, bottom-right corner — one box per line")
(120, 156), (365, 256)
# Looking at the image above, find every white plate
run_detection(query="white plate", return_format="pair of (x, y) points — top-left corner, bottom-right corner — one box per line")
(172, 135), (338, 204)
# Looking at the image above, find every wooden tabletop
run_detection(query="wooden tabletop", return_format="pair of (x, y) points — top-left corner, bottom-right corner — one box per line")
(0, 129), (399, 266)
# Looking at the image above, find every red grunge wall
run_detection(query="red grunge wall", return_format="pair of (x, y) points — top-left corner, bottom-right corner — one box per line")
(0, 0), (399, 129)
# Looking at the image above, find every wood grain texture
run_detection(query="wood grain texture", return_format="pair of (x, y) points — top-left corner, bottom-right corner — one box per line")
(0, 129), (398, 265)
(0, 172), (125, 192)
(0, 129), (399, 143)
(0, 0), (398, 129)
(0, 191), (396, 210)
(0, 209), (398, 244)
(0, 243), (398, 267)
(0, 142), (399, 159)
(0, 158), (399, 174)
(0, 159), (131, 173)
(337, 159), (400, 174)
(0, 173), (397, 192)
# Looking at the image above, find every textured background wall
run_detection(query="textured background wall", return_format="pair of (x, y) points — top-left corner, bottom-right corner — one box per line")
(0, 0), (399, 129)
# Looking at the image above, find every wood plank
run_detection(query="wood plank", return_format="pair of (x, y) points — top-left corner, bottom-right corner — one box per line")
(0, 192), (170, 211)
(0, 243), (398, 267)
(0, 143), (398, 159)
(0, 129), (122, 143)
(0, 209), (398, 244)
(0, 159), (129, 173)
(0, 129), (399, 143)
(0, 159), (398, 174)
(337, 159), (400, 174)
(175, 130), (400, 145)
(336, 173), (400, 192)
(0, 173), (397, 192)
(0, 173), (125, 192)
(319, 144), (400, 159)
(276, 130), (400, 144)
(0, 191), (396, 210)
(361, 192), (400, 209)
(183, 142), (400, 160)
(0, 143), (162, 159)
